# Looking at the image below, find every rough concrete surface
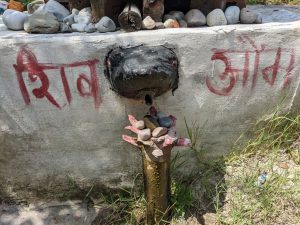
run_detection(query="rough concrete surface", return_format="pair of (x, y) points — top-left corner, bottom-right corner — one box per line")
(0, 5), (300, 208)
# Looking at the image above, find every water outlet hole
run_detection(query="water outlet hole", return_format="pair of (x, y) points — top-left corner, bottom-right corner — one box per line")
(145, 94), (153, 106)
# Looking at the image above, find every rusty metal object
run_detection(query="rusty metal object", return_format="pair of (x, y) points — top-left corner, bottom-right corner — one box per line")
(119, 3), (143, 32)
(142, 144), (172, 224)
(105, 46), (179, 102)
(123, 108), (191, 224)
(143, 0), (165, 22)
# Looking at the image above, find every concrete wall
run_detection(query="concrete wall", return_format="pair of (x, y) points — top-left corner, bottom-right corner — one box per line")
(0, 21), (300, 199)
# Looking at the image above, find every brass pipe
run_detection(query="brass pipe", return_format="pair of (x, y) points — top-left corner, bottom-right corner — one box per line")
(142, 145), (172, 224)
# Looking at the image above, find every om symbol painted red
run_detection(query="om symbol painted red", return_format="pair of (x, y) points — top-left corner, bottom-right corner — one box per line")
(205, 36), (296, 96)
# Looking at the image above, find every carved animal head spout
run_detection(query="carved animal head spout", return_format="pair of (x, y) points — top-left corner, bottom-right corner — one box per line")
(105, 46), (179, 105)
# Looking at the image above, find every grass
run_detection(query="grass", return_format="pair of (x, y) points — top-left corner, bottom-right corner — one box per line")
(218, 112), (300, 225)
(93, 111), (300, 224)
(228, 111), (300, 163)
(218, 151), (300, 225)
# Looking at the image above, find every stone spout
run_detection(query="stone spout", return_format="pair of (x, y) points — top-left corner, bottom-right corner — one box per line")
(105, 46), (179, 103)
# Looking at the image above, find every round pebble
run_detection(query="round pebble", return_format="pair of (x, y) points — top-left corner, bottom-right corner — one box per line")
(3, 9), (28, 31)
(152, 127), (168, 138)
(142, 16), (156, 30)
(133, 120), (145, 130)
(95, 16), (116, 33)
(225, 6), (240, 24)
(163, 19), (179, 28)
(138, 128), (151, 141)
(179, 19), (187, 28)
(207, 9), (227, 27)
(240, 8), (257, 24)
(158, 117), (173, 128)
(184, 9), (206, 27)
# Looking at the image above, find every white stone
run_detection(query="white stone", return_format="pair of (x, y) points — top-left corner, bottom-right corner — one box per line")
(78, 7), (91, 17)
(24, 11), (59, 33)
(36, 0), (70, 22)
(142, 16), (155, 30)
(2, 9), (28, 31)
(240, 8), (257, 24)
(225, 6), (240, 24)
(138, 129), (151, 141)
(84, 23), (96, 33)
(72, 8), (79, 15)
(207, 9), (227, 27)
(95, 16), (116, 33)
(163, 19), (179, 28)
(74, 14), (91, 24)
(63, 14), (75, 25)
(184, 9), (206, 27)
(71, 23), (86, 32)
